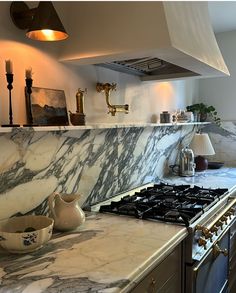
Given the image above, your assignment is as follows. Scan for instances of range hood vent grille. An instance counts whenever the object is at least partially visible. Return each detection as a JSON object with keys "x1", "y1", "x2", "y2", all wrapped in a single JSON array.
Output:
[{"x1": 97, "y1": 57, "x2": 199, "y2": 80}]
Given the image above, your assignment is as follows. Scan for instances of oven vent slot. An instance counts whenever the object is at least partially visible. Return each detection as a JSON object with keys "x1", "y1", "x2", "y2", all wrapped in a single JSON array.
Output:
[{"x1": 98, "y1": 57, "x2": 198, "y2": 79}]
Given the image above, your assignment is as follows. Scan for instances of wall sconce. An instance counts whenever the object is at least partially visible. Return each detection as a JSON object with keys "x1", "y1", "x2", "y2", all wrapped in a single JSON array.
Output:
[
  {"x1": 10, "y1": 1, "x2": 68, "y2": 41},
  {"x1": 190, "y1": 133, "x2": 215, "y2": 171}
]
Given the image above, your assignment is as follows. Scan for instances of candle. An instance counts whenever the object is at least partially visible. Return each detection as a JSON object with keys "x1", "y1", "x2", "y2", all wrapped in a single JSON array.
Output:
[
  {"x1": 5, "y1": 60, "x2": 13, "y2": 74},
  {"x1": 25, "y1": 68, "x2": 32, "y2": 79}
]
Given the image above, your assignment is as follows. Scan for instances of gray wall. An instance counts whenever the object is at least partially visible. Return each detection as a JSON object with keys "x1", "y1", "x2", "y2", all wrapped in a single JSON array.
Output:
[
  {"x1": 199, "y1": 30, "x2": 236, "y2": 121},
  {"x1": 199, "y1": 31, "x2": 236, "y2": 165}
]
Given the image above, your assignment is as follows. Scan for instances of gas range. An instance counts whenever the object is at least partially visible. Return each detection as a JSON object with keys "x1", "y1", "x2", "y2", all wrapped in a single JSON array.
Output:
[{"x1": 91, "y1": 182, "x2": 236, "y2": 262}]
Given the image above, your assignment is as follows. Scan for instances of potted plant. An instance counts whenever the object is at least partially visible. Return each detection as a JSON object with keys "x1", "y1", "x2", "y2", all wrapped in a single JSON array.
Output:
[{"x1": 186, "y1": 103, "x2": 221, "y2": 126}]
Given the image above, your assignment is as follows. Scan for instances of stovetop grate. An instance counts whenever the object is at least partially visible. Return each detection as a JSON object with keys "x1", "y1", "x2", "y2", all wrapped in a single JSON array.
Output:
[{"x1": 99, "y1": 183, "x2": 228, "y2": 227}]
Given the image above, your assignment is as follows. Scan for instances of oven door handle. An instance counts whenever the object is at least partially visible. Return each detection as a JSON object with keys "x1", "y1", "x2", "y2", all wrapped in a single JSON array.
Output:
[
  {"x1": 193, "y1": 247, "x2": 212, "y2": 274},
  {"x1": 193, "y1": 244, "x2": 228, "y2": 275}
]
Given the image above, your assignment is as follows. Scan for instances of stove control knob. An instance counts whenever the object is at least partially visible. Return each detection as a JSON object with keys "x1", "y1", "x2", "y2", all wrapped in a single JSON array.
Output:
[
  {"x1": 216, "y1": 220, "x2": 224, "y2": 230},
  {"x1": 225, "y1": 211, "x2": 233, "y2": 219},
  {"x1": 198, "y1": 237, "x2": 207, "y2": 250},
  {"x1": 200, "y1": 227, "x2": 213, "y2": 242},
  {"x1": 195, "y1": 225, "x2": 208, "y2": 235},
  {"x1": 202, "y1": 227, "x2": 209, "y2": 235},
  {"x1": 205, "y1": 231, "x2": 213, "y2": 242},
  {"x1": 229, "y1": 208, "x2": 235, "y2": 215},
  {"x1": 195, "y1": 225, "x2": 204, "y2": 232},
  {"x1": 210, "y1": 226, "x2": 218, "y2": 236},
  {"x1": 221, "y1": 216, "x2": 228, "y2": 224}
]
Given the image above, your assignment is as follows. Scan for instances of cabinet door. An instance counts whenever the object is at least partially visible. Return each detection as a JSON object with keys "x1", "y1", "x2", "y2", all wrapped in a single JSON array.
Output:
[{"x1": 130, "y1": 244, "x2": 181, "y2": 293}]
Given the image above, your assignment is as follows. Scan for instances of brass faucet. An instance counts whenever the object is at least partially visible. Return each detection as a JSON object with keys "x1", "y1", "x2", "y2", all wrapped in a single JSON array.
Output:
[
  {"x1": 76, "y1": 88, "x2": 87, "y2": 114},
  {"x1": 96, "y1": 82, "x2": 129, "y2": 116}
]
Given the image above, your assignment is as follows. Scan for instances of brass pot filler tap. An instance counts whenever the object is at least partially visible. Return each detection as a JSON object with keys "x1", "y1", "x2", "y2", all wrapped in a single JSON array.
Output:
[{"x1": 96, "y1": 82, "x2": 129, "y2": 116}]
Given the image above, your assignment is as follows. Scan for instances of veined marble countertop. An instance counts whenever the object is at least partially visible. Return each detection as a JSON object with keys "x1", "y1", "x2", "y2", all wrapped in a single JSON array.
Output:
[
  {"x1": 1, "y1": 167, "x2": 236, "y2": 293},
  {"x1": 163, "y1": 167, "x2": 236, "y2": 191},
  {"x1": 0, "y1": 212, "x2": 187, "y2": 293}
]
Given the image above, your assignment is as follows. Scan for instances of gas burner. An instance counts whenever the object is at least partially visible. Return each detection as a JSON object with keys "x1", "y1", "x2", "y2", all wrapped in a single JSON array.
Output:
[{"x1": 99, "y1": 183, "x2": 229, "y2": 227}]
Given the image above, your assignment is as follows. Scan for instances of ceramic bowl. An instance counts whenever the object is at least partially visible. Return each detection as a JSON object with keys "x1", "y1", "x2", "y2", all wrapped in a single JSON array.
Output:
[{"x1": 0, "y1": 215, "x2": 54, "y2": 254}]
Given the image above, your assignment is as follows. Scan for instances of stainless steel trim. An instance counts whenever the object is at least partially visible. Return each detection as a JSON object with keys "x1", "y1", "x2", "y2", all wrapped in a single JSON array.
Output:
[
  {"x1": 188, "y1": 186, "x2": 236, "y2": 231},
  {"x1": 193, "y1": 246, "x2": 213, "y2": 274},
  {"x1": 205, "y1": 198, "x2": 236, "y2": 231},
  {"x1": 193, "y1": 227, "x2": 230, "y2": 270}
]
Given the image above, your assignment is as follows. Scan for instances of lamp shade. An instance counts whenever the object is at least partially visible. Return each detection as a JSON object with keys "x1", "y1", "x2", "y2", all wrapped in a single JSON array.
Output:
[
  {"x1": 26, "y1": 2, "x2": 68, "y2": 41},
  {"x1": 190, "y1": 133, "x2": 215, "y2": 156}
]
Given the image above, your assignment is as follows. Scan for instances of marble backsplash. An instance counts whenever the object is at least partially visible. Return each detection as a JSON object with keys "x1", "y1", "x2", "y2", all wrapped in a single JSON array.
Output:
[
  {"x1": 0, "y1": 125, "x2": 195, "y2": 220},
  {"x1": 203, "y1": 121, "x2": 236, "y2": 166}
]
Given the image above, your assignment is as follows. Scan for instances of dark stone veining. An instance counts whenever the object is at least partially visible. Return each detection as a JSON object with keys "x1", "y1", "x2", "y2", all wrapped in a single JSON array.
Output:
[
  {"x1": 203, "y1": 121, "x2": 236, "y2": 165},
  {"x1": 0, "y1": 125, "x2": 195, "y2": 219},
  {"x1": 0, "y1": 229, "x2": 106, "y2": 292}
]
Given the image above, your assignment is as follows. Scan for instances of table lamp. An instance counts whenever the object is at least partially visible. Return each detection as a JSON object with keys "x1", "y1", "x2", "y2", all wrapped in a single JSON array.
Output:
[{"x1": 190, "y1": 133, "x2": 215, "y2": 171}]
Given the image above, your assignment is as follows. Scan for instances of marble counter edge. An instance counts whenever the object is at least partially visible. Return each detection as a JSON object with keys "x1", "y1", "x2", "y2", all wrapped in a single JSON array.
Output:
[
  {"x1": 0, "y1": 122, "x2": 209, "y2": 132},
  {"x1": 121, "y1": 227, "x2": 188, "y2": 293},
  {"x1": 0, "y1": 214, "x2": 188, "y2": 293}
]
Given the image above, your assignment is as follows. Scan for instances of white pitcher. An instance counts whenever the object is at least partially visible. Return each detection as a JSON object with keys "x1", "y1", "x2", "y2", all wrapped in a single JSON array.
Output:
[{"x1": 48, "y1": 193, "x2": 85, "y2": 231}]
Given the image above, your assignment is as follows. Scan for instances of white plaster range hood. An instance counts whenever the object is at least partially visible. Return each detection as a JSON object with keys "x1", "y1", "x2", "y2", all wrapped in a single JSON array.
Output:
[{"x1": 59, "y1": 1, "x2": 230, "y2": 81}]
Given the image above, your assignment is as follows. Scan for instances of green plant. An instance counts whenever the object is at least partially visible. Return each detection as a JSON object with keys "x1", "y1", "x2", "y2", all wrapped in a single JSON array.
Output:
[{"x1": 186, "y1": 103, "x2": 221, "y2": 126}]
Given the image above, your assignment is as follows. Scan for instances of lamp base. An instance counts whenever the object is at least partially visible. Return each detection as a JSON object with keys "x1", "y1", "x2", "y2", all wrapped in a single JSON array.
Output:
[{"x1": 195, "y1": 155, "x2": 208, "y2": 171}]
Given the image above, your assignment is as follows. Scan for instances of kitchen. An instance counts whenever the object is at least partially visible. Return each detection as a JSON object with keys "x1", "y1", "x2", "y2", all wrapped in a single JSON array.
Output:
[{"x1": 0, "y1": 1, "x2": 236, "y2": 292}]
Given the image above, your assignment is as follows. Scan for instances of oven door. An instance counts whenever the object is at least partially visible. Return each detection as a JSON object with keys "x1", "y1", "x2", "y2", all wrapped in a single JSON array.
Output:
[{"x1": 186, "y1": 228, "x2": 230, "y2": 293}]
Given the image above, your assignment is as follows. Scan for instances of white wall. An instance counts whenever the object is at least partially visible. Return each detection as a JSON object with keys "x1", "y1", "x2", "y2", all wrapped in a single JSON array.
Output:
[
  {"x1": 199, "y1": 30, "x2": 236, "y2": 121},
  {"x1": 0, "y1": 2, "x2": 197, "y2": 126}
]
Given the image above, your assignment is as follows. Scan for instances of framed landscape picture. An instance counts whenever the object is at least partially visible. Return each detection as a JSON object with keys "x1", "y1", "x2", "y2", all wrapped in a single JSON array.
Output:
[{"x1": 25, "y1": 87, "x2": 69, "y2": 126}]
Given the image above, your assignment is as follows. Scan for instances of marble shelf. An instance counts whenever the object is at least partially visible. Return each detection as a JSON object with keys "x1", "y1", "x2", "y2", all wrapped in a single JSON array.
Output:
[{"x1": 0, "y1": 122, "x2": 210, "y2": 132}]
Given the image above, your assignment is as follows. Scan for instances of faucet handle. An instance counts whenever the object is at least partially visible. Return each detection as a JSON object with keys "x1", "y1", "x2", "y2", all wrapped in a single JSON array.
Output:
[
  {"x1": 110, "y1": 83, "x2": 117, "y2": 91},
  {"x1": 96, "y1": 82, "x2": 117, "y2": 92},
  {"x1": 103, "y1": 82, "x2": 116, "y2": 92},
  {"x1": 96, "y1": 83, "x2": 104, "y2": 92}
]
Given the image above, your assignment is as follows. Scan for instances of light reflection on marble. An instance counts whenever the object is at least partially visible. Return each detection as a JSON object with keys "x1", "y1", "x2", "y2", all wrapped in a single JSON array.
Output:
[{"x1": 0, "y1": 125, "x2": 196, "y2": 220}]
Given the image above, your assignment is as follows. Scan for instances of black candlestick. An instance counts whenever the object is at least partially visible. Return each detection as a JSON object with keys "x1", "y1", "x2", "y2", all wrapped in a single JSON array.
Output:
[
  {"x1": 23, "y1": 78, "x2": 38, "y2": 126},
  {"x1": 2, "y1": 73, "x2": 20, "y2": 127}
]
